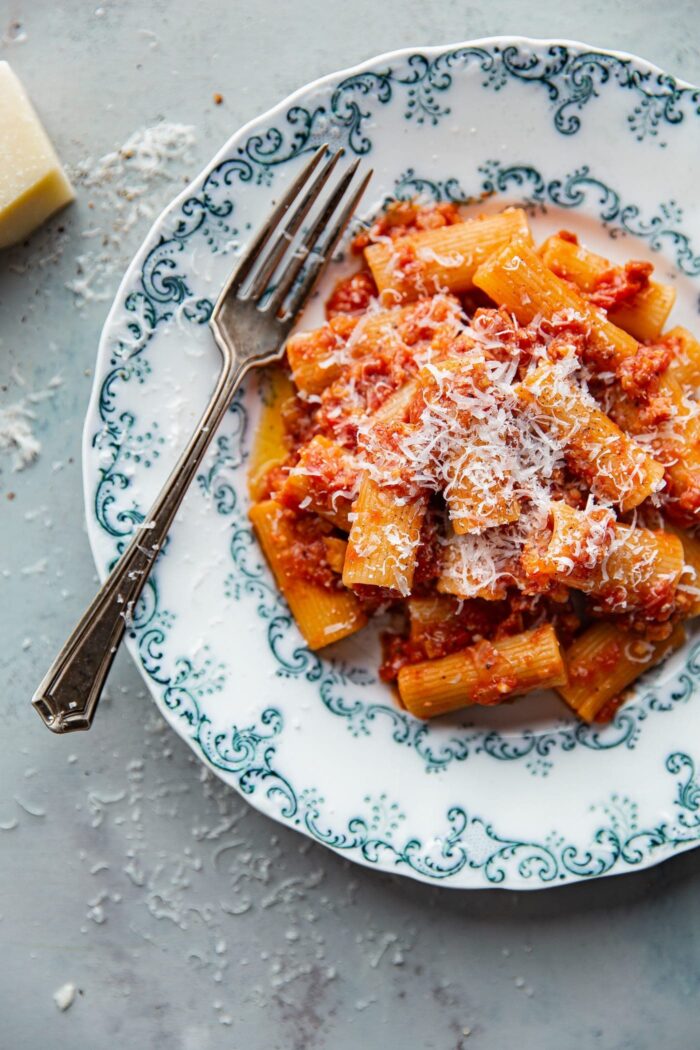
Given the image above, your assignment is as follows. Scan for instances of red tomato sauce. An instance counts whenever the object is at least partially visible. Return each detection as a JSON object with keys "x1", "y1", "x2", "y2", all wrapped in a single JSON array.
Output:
[
  {"x1": 587, "y1": 261, "x2": 652, "y2": 311},
  {"x1": 275, "y1": 509, "x2": 340, "y2": 591},
  {"x1": 351, "y1": 200, "x2": 462, "y2": 253},
  {"x1": 326, "y1": 270, "x2": 377, "y2": 318}
]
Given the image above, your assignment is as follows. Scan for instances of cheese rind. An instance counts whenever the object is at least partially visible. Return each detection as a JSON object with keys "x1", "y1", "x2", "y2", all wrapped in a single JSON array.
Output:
[{"x1": 0, "y1": 62, "x2": 74, "y2": 248}]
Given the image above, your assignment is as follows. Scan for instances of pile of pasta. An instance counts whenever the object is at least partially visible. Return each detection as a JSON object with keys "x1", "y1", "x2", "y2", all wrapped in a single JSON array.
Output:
[{"x1": 248, "y1": 200, "x2": 700, "y2": 724}]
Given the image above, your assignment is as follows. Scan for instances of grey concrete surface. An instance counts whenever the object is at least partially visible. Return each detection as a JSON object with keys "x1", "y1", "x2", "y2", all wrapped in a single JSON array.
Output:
[{"x1": 2, "y1": 2, "x2": 700, "y2": 1047}]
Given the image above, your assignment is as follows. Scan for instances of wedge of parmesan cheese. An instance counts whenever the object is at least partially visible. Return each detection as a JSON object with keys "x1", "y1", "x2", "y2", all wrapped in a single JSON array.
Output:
[{"x1": 0, "y1": 62, "x2": 74, "y2": 248}]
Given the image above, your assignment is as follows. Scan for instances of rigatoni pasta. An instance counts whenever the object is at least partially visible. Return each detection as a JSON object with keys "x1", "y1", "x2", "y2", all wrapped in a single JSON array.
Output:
[
  {"x1": 365, "y1": 207, "x2": 532, "y2": 302},
  {"x1": 517, "y1": 361, "x2": 665, "y2": 511},
  {"x1": 473, "y1": 238, "x2": 638, "y2": 367},
  {"x1": 398, "y1": 625, "x2": 567, "y2": 718},
  {"x1": 539, "y1": 233, "x2": 676, "y2": 342},
  {"x1": 248, "y1": 367, "x2": 295, "y2": 500},
  {"x1": 558, "y1": 622, "x2": 685, "y2": 722},
  {"x1": 285, "y1": 314, "x2": 354, "y2": 396},
  {"x1": 417, "y1": 358, "x2": 521, "y2": 532},
  {"x1": 611, "y1": 368, "x2": 700, "y2": 524},
  {"x1": 524, "y1": 500, "x2": 685, "y2": 616},
  {"x1": 280, "y1": 435, "x2": 359, "y2": 531},
  {"x1": 247, "y1": 198, "x2": 700, "y2": 724},
  {"x1": 666, "y1": 326, "x2": 700, "y2": 390},
  {"x1": 249, "y1": 500, "x2": 367, "y2": 649},
  {"x1": 342, "y1": 476, "x2": 426, "y2": 594},
  {"x1": 666, "y1": 523, "x2": 700, "y2": 616}
]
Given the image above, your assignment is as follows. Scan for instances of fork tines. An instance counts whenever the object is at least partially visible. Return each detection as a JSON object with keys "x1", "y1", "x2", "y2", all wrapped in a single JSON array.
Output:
[{"x1": 227, "y1": 143, "x2": 372, "y2": 322}]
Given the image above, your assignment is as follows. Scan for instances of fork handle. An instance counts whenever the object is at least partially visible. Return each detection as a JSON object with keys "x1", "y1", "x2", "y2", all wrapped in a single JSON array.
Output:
[{"x1": 32, "y1": 360, "x2": 245, "y2": 733}]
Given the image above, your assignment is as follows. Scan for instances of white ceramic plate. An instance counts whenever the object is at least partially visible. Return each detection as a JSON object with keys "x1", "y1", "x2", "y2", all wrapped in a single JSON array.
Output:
[{"x1": 83, "y1": 37, "x2": 700, "y2": 889}]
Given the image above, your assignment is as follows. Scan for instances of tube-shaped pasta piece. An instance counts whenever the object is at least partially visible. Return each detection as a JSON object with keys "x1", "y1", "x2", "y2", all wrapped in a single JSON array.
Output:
[
  {"x1": 666, "y1": 326, "x2": 700, "y2": 390},
  {"x1": 287, "y1": 297, "x2": 460, "y2": 396},
  {"x1": 539, "y1": 235, "x2": 676, "y2": 342},
  {"x1": 343, "y1": 475, "x2": 426, "y2": 594},
  {"x1": 611, "y1": 369, "x2": 700, "y2": 522},
  {"x1": 371, "y1": 378, "x2": 420, "y2": 423},
  {"x1": 474, "y1": 239, "x2": 638, "y2": 367},
  {"x1": 518, "y1": 362, "x2": 665, "y2": 511},
  {"x1": 285, "y1": 314, "x2": 358, "y2": 396},
  {"x1": 365, "y1": 208, "x2": 532, "y2": 302},
  {"x1": 407, "y1": 595, "x2": 492, "y2": 659},
  {"x1": 446, "y1": 446, "x2": 521, "y2": 533},
  {"x1": 609, "y1": 289, "x2": 676, "y2": 345},
  {"x1": 539, "y1": 235, "x2": 606, "y2": 291},
  {"x1": 407, "y1": 595, "x2": 462, "y2": 659},
  {"x1": 281, "y1": 435, "x2": 359, "y2": 531},
  {"x1": 647, "y1": 374, "x2": 700, "y2": 521},
  {"x1": 666, "y1": 523, "x2": 700, "y2": 616},
  {"x1": 437, "y1": 530, "x2": 514, "y2": 600},
  {"x1": 526, "y1": 500, "x2": 684, "y2": 616},
  {"x1": 248, "y1": 368, "x2": 294, "y2": 500},
  {"x1": 398, "y1": 625, "x2": 567, "y2": 718},
  {"x1": 323, "y1": 536, "x2": 348, "y2": 575},
  {"x1": 408, "y1": 595, "x2": 458, "y2": 636},
  {"x1": 437, "y1": 574, "x2": 507, "y2": 602},
  {"x1": 416, "y1": 357, "x2": 521, "y2": 532},
  {"x1": 558, "y1": 622, "x2": 685, "y2": 722},
  {"x1": 249, "y1": 500, "x2": 367, "y2": 649}
]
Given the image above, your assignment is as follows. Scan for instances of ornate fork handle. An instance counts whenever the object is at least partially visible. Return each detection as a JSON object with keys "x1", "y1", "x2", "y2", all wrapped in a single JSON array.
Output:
[
  {"x1": 32, "y1": 361, "x2": 244, "y2": 733},
  {"x1": 32, "y1": 145, "x2": 371, "y2": 734}
]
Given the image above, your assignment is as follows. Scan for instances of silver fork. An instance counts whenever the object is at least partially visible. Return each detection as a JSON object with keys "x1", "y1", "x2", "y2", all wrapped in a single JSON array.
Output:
[{"x1": 33, "y1": 145, "x2": 372, "y2": 733}]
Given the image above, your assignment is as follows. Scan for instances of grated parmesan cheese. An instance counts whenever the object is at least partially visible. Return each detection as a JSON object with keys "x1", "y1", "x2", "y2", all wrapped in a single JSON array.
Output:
[{"x1": 67, "y1": 122, "x2": 196, "y2": 306}]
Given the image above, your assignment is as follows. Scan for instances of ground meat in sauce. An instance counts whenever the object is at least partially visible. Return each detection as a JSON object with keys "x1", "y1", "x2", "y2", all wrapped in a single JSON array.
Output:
[
  {"x1": 616, "y1": 340, "x2": 675, "y2": 403},
  {"x1": 379, "y1": 632, "x2": 414, "y2": 683},
  {"x1": 280, "y1": 391, "x2": 318, "y2": 449},
  {"x1": 256, "y1": 462, "x2": 290, "y2": 502},
  {"x1": 586, "y1": 260, "x2": 653, "y2": 311},
  {"x1": 548, "y1": 468, "x2": 588, "y2": 510},
  {"x1": 325, "y1": 270, "x2": 377, "y2": 318},
  {"x1": 379, "y1": 589, "x2": 579, "y2": 683},
  {"x1": 286, "y1": 298, "x2": 464, "y2": 453},
  {"x1": 278, "y1": 438, "x2": 359, "y2": 516},
  {"x1": 470, "y1": 307, "x2": 589, "y2": 374},
  {"x1": 668, "y1": 481, "x2": 700, "y2": 525},
  {"x1": 495, "y1": 592, "x2": 581, "y2": 646},
  {"x1": 410, "y1": 513, "x2": 443, "y2": 595},
  {"x1": 313, "y1": 353, "x2": 419, "y2": 448},
  {"x1": 590, "y1": 576, "x2": 678, "y2": 625},
  {"x1": 289, "y1": 313, "x2": 359, "y2": 369},
  {"x1": 460, "y1": 287, "x2": 496, "y2": 317},
  {"x1": 593, "y1": 694, "x2": 626, "y2": 723},
  {"x1": 379, "y1": 598, "x2": 509, "y2": 682},
  {"x1": 414, "y1": 602, "x2": 507, "y2": 659},
  {"x1": 569, "y1": 639, "x2": 621, "y2": 682},
  {"x1": 274, "y1": 509, "x2": 340, "y2": 591},
  {"x1": 610, "y1": 611, "x2": 677, "y2": 641},
  {"x1": 351, "y1": 200, "x2": 462, "y2": 253},
  {"x1": 557, "y1": 229, "x2": 579, "y2": 245}
]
